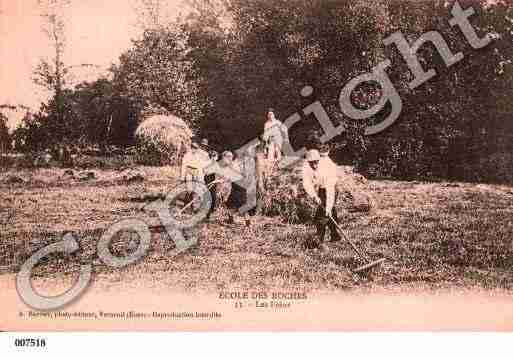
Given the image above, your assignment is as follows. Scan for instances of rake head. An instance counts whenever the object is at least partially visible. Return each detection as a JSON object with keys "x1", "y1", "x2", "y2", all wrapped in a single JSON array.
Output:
[{"x1": 353, "y1": 258, "x2": 386, "y2": 273}]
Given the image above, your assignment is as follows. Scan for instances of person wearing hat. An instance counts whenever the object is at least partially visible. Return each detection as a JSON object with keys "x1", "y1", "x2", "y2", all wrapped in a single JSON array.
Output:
[
  {"x1": 302, "y1": 149, "x2": 341, "y2": 249},
  {"x1": 318, "y1": 143, "x2": 331, "y2": 158},
  {"x1": 318, "y1": 143, "x2": 338, "y2": 170},
  {"x1": 200, "y1": 138, "x2": 211, "y2": 157},
  {"x1": 181, "y1": 140, "x2": 209, "y2": 183}
]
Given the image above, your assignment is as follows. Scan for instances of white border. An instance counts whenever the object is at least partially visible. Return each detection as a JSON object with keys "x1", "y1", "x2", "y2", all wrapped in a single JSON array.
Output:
[{"x1": 1, "y1": 332, "x2": 510, "y2": 359}]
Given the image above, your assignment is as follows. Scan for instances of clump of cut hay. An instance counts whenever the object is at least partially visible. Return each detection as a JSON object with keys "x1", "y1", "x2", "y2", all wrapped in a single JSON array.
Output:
[
  {"x1": 135, "y1": 114, "x2": 193, "y2": 166},
  {"x1": 261, "y1": 162, "x2": 375, "y2": 224},
  {"x1": 336, "y1": 166, "x2": 374, "y2": 212}
]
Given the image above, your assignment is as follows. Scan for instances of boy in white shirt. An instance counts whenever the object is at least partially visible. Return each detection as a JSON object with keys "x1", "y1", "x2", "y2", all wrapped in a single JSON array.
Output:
[
  {"x1": 262, "y1": 109, "x2": 288, "y2": 163},
  {"x1": 302, "y1": 149, "x2": 341, "y2": 248}
]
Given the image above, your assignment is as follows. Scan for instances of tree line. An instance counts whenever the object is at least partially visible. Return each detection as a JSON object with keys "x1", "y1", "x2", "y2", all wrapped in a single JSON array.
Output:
[{"x1": 8, "y1": 0, "x2": 513, "y2": 183}]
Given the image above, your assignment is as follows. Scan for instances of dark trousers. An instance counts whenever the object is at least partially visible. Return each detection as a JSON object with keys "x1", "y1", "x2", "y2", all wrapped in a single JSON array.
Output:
[
  {"x1": 314, "y1": 188, "x2": 341, "y2": 243},
  {"x1": 226, "y1": 182, "x2": 246, "y2": 210},
  {"x1": 204, "y1": 174, "x2": 217, "y2": 219}
]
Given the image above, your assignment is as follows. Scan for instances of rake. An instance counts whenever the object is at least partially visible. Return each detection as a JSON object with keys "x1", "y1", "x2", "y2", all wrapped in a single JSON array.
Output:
[
  {"x1": 148, "y1": 179, "x2": 224, "y2": 233},
  {"x1": 177, "y1": 179, "x2": 224, "y2": 215},
  {"x1": 329, "y1": 216, "x2": 385, "y2": 273}
]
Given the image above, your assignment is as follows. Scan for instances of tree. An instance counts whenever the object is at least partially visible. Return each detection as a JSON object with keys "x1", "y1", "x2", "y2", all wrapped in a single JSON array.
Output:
[
  {"x1": 0, "y1": 112, "x2": 10, "y2": 154},
  {"x1": 112, "y1": 25, "x2": 202, "y2": 128},
  {"x1": 177, "y1": 0, "x2": 513, "y2": 182},
  {"x1": 32, "y1": 1, "x2": 69, "y2": 143},
  {"x1": 32, "y1": 0, "x2": 97, "y2": 149},
  {"x1": 369, "y1": 0, "x2": 513, "y2": 181},
  {"x1": 134, "y1": 0, "x2": 168, "y2": 30},
  {"x1": 13, "y1": 78, "x2": 141, "y2": 152},
  {"x1": 70, "y1": 79, "x2": 140, "y2": 147},
  {"x1": 182, "y1": 0, "x2": 392, "y2": 148}
]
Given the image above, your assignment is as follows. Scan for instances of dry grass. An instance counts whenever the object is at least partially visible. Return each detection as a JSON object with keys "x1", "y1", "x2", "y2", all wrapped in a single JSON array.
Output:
[
  {"x1": 261, "y1": 163, "x2": 374, "y2": 223},
  {"x1": 1, "y1": 166, "x2": 513, "y2": 293},
  {"x1": 135, "y1": 114, "x2": 193, "y2": 165}
]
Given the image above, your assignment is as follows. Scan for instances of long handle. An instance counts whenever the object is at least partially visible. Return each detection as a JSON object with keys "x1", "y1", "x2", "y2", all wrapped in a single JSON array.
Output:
[
  {"x1": 178, "y1": 180, "x2": 222, "y2": 215},
  {"x1": 329, "y1": 215, "x2": 369, "y2": 262}
]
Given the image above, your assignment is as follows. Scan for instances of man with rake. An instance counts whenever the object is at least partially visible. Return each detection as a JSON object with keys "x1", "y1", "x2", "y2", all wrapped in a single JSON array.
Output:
[{"x1": 302, "y1": 149, "x2": 342, "y2": 249}]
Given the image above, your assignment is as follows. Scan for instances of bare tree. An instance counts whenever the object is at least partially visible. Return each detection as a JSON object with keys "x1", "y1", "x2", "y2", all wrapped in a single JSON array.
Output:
[
  {"x1": 0, "y1": 112, "x2": 10, "y2": 156},
  {"x1": 33, "y1": 1, "x2": 69, "y2": 98},
  {"x1": 32, "y1": 0, "x2": 98, "y2": 153},
  {"x1": 134, "y1": 0, "x2": 164, "y2": 29}
]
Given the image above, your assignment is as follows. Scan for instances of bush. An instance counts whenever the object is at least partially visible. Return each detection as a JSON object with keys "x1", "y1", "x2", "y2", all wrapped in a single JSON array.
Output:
[{"x1": 133, "y1": 140, "x2": 176, "y2": 166}]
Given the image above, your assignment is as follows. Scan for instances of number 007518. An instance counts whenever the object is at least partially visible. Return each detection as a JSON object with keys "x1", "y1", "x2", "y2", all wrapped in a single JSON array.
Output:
[{"x1": 14, "y1": 338, "x2": 46, "y2": 348}]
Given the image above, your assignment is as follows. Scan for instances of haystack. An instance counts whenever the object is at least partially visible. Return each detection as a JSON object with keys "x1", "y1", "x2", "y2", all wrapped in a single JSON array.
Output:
[
  {"x1": 261, "y1": 162, "x2": 374, "y2": 224},
  {"x1": 135, "y1": 114, "x2": 193, "y2": 165}
]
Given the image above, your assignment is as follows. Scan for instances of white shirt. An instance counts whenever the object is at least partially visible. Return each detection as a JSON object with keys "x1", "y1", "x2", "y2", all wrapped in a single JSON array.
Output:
[
  {"x1": 198, "y1": 149, "x2": 210, "y2": 162},
  {"x1": 206, "y1": 159, "x2": 243, "y2": 185},
  {"x1": 181, "y1": 149, "x2": 210, "y2": 181},
  {"x1": 302, "y1": 157, "x2": 338, "y2": 213},
  {"x1": 263, "y1": 119, "x2": 288, "y2": 145}
]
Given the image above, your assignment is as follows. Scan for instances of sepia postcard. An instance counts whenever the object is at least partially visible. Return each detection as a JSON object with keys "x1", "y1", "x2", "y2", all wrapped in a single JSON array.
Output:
[{"x1": 1, "y1": 0, "x2": 512, "y2": 333}]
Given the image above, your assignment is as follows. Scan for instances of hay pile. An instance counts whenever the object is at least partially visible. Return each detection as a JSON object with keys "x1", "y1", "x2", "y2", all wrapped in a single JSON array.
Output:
[
  {"x1": 261, "y1": 162, "x2": 374, "y2": 223},
  {"x1": 135, "y1": 114, "x2": 193, "y2": 165}
]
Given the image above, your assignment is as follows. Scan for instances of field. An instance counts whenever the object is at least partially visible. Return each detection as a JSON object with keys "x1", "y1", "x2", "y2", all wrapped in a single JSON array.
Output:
[{"x1": 1, "y1": 166, "x2": 513, "y2": 296}]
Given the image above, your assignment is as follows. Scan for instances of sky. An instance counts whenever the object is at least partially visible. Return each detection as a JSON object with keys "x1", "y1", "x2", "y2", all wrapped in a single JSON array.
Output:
[{"x1": 0, "y1": 0, "x2": 184, "y2": 130}]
